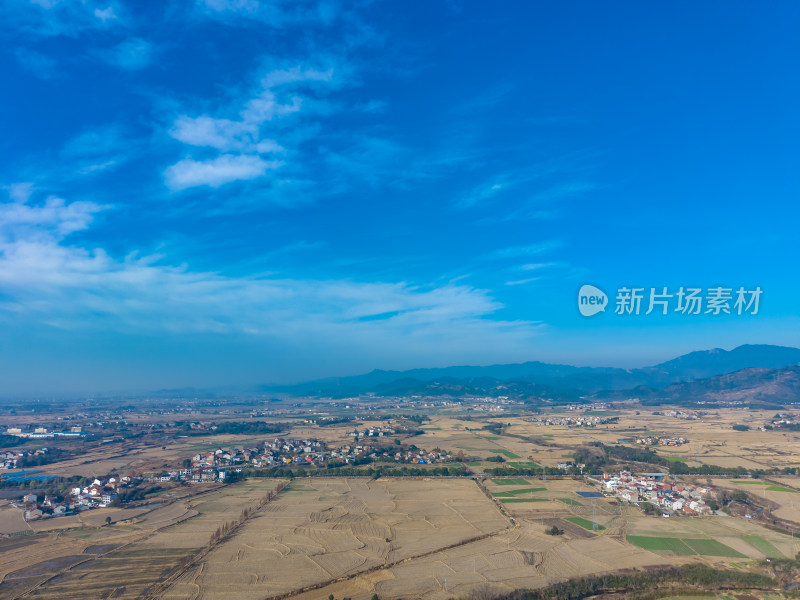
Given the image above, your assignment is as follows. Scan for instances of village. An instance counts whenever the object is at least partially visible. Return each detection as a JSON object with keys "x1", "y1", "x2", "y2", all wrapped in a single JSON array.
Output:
[
  {"x1": 535, "y1": 414, "x2": 618, "y2": 427},
  {"x1": 186, "y1": 436, "x2": 454, "y2": 474},
  {"x1": 13, "y1": 474, "x2": 145, "y2": 521},
  {"x1": 633, "y1": 435, "x2": 690, "y2": 446},
  {"x1": 602, "y1": 470, "x2": 714, "y2": 516}
]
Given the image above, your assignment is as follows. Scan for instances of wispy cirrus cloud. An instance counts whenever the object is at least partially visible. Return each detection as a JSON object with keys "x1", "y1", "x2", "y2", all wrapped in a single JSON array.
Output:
[
  {"x1": 59, "y1": 124, "x2": 138, "y2": 175},
  {"x1": 1, "y1": 0, "x2": 124, "y2": 38},
  {"x1": 195, "y1": 0, "x2": 340, "y2": 28},
  {"x1": 456, "y1": 178, "x2": 509, "y2": 209},
  {"x1": 163, "y1": 60, "x2": 344, "y2": 192},
  {"x1": 0, "y1": 192, "x2": 541, "y2": 367},
  {"x1": 165, "y1": 155, "x2": 283, "y2": 190},
  {"x1": 485, "y1": 240, "x2": 563, "y2": 260}
]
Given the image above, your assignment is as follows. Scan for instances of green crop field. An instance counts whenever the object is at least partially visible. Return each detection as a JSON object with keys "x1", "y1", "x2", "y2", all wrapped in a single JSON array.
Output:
[
  {"x1": 492, "y1": 478, "x2": 530, "y2": 486},
  {"x1": 492, "y1": 487, "x2": 546, "y2": 497},
  {"x1": 730, "y1": 481, "x2": 796, "y2": 493},
  {"x1": 566, "y1": 516, "x2": 605, "y2": 531},
  {"x1": 558, "y1": 498, "x2": 582, "y2": 506},
  {"x1": 488, "y1": 449, "x2": 521, "y2": 459},
  {"x1": 742, "y1": 536, "x2": 783, "y2": 558},
  {"x1": 663, "y1": 456, "x2": 688, "y2": 462},
  {"x1": 682, "y1": 539, "x2": 745, "y2": 558},
  {"x1": 499, "y1": 498, "x2": 549, "y2": 503},
  {"x1": 508, "y1": 461, "x2": 540, "y2": 469},
  {"x1": 627, "y1": 536, "x2": 696, "y2": 555}
]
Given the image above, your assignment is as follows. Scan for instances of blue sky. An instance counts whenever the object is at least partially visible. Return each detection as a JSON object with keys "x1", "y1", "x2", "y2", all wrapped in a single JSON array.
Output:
[{"x1": 1, "y1": 1, "x2": 799, "y2": 393}]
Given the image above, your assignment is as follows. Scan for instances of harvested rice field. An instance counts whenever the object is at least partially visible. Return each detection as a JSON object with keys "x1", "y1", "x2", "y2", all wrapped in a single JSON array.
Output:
[{"x1": 161, "y1": 477, "x2": 510, "y2": 599}]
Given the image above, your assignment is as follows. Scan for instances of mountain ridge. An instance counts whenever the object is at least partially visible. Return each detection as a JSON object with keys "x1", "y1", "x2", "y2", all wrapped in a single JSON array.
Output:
[{"x1": 268, "y1": 344, "x2": 800, "y2": 399}]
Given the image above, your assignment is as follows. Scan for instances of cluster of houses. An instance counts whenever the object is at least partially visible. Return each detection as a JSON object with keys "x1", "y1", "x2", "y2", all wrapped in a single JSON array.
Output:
[
  {"x1": 566, "y1": 403, "x2": 610, "y2": 412},
  {"x1": 179, "y1": 437, "x2": 454, "y2": 475},
  {"x1": 634, "y1": 436, "x2": 689, "y2": 446},
  {"x1": 658, "y1": 410, "x2": 704, "y2": 420},
  {"x1": 347, "y1": 426, "x2": 396, "y2": 438},
  {"x1": 1, "y1": 447, "x2": 52, "y2": 469},
  {"x1": 536, "y1": 415, "x2": 617, "y2": 427},
  {"x1": 769, "y1": 414, "x2": 798, "y2": 429},
  {"x1": 602, "y1": 471, "x2": 714, "y2": 516},
  {"x1": 16, "y1": 476, "x2": 141, "y2": 521}
]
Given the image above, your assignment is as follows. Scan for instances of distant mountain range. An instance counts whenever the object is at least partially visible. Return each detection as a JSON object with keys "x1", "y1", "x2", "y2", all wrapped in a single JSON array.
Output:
[
  {"x1": 269, "y1": 344, "x2": 800, "y2": 406},
  {"x1": 606, "y1": 365, "x2": 800, "y2": 407}
]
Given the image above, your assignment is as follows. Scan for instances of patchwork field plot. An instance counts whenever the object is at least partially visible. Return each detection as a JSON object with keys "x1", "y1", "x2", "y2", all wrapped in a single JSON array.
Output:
[
  {"x1": 712, "y1": 477, "x2": 800, "y2": 525},
  {"x1": 682, "y1": 539, "x2": 746, "y2": 558},
  {"x1": 0, "y1": 480, "x2": 283, "y2": 600},
  {"x1": 627, "y1": 532, "x2": 787, "y2": 559},
  {"x1": 627, "y1": 535, "x2": 695, "y2": 555},
  {"x1": 742, "y1": 536, "x2": 783, "y2": 558},
  {"x1": 492, "y1": 478, "x2": 531, "y2": 486},
  {"x1": 286, "y1": 519, "x2": 680, "y2": 600},
  {"x1": 730, "y1": 480, "x2": 797, "y2": 493},
  {"x1": 566, "y1": 516, "x2": 605, "y2": 531},
  {"x1": 558, "y1": 498, "x2": 582, "y2": 506},
  {"x1": 508, "y1": 461, "x2": 541, "y2": 469},
  {"x1": 488, "y1": 450, "x2": 522, "y2": 459},
  {"x1": 161, "y1": 478, "x2": 509, "y2": 600},
  {"x1": 492, "y1": 487, "x2": 546, "y2": 497}
]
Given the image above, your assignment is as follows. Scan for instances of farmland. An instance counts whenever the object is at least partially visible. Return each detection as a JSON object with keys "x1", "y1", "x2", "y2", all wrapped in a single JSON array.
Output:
[
  {"x1": 0, "y1": 480, "x2": 283, "y2": 599},
  {"x1": 160, "y1": 478, "x2": 510, "y2": 599},
  {"x1": 0, "y1": 402, "x2": 799, "y2": 599}
]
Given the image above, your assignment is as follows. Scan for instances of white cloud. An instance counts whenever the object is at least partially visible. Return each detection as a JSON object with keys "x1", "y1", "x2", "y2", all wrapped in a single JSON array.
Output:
[
  {"x1": 457, "y1": 179, "x2": 509, "y2": 209},
  {"x1": 165, "y1": 60, "x2": 341, "y2": 191},
  {"x1": 170, "y1": 115, "x2": 257, "y2": 151},
  {"x1": 200, "y1": 0, "x2": 260, "y2": 13},
  {"x1": 260, "y1": 65, "x2": 334, "y2": 88},
  {"x1": 165, "y1": 154, "x2": 282, "y2": 190},
  {"x1": 4, "y1": 0, "x2": 124, "y2": 37},
  {"x1": 195, "y1": 0, "x2": 339, "y2": 29},
  {"x1": 93, "y1": 6, "x2": 117, "y2": 22},
  {"x1": 519, "y1": 262, "x2": 565, "y2": 271},
  {"x1": 7, "y1": 182, "x2": 34, "y2": 204},
  {"x1": 0, "y1": 194, "x2": 106, "y2": 237},
  {"x1": 0, "y1": 195, "x2": 541, "y2": 361}
]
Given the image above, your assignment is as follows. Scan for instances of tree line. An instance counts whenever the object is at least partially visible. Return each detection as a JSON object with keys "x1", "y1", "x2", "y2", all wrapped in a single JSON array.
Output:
[{"x1": 493, "y1": 564, "x2": 776, "y2": 600}]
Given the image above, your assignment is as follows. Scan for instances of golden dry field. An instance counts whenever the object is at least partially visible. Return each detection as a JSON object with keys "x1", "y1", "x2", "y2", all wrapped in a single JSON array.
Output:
[
  {"x1": 0, "y1": 479, "x2": 282, "y2": 600},
  {"x1": 160, "y1": 477, "x2": 510, "y2": 599},
  {"x1": 711, "y1": 476, "x2": 800, "y2": 523},
  {"x1": 2, "y1": 406, "x2": 800, "y2": 599},
  {"x1": 409, "y1": 410, "x2": 800, "y2": 472}
]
